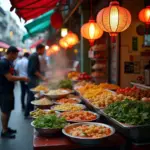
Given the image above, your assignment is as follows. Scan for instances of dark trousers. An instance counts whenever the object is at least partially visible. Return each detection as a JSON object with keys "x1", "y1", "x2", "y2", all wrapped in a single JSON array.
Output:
[
  {"x1": 20, "y1": 81, "x2": 28, "y2": 109},
  {"x1": 24, "y1": 78, "x2": 39, "y2": 117},
  {"x1": 24, "y1": 90, "x2": 34, "y2": 116}
]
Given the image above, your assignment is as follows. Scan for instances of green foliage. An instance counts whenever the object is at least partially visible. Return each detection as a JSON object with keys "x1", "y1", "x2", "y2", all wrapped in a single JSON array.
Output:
[
  {"x1": 104, "y1": 99, "x2": 150, "y2": 125},
  {"x1": 33, "y1": 115, "x2": 67, "y2": 129},
  {"x1": 58, "y1": 79, "x2": 72, "y2": 89}
]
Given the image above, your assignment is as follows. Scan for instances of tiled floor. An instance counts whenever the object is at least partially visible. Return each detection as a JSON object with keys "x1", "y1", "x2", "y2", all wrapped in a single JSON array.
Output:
[{"x1": 0, "y1": 82, "x2": 33, "y2": 150}]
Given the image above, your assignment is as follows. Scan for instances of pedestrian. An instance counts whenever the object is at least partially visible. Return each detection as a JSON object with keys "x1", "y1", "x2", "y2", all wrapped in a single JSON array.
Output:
[
  {"x1": 24, "y1": 44, "x2": 47, "y2": 118},
  {"x1": 0, "y1": 46, "x2": 29, "y2": 138},
  {"x1": 15, "y1": 52, "x2": 30, "y2": 110}
]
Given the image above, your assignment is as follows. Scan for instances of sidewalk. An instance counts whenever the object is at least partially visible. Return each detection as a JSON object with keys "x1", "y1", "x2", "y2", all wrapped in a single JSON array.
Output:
[{"x1": 0, "y1": 82, "x2": 33, "y2": 150}]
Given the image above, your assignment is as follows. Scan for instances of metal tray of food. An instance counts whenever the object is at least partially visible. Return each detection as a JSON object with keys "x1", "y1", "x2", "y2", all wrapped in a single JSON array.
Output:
[
  {"x1": 74, "y1": 89, "x2": 81, "y2": 96},
  {"x1": 100, "y1": 110, "x2": 150, "y2": 144},
  {"x1": 62, "y1": 122, "x2": 115, "y2": 145},
  {"x1": 80, "y1": 96, "x2": 104, "y2": 113}
]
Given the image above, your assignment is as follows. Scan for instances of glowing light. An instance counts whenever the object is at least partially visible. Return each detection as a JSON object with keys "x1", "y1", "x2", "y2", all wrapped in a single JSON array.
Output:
[
  {"x1": 96, "y1": 1, "x2": 131, "y2": 38},
  {"x1": 81, "y1": 19, "x2": 103, "y2": 46},
  {"x1": 59, "y1": 38, "x2": 69, "y2": 49},
  {"x1": 61, "y1": 28, "x2": 68, "y2": 37}
]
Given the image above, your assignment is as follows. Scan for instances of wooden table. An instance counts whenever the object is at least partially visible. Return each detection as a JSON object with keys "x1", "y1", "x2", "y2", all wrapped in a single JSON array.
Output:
[{"x1": 33, "y1": 131, "x2": 126, "y2": 150}]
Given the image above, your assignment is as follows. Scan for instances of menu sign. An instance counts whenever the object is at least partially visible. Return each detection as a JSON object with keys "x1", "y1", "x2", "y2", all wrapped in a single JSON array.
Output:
[{"x1": 124, "y1": 61, "x2": 140, "y2": 74}]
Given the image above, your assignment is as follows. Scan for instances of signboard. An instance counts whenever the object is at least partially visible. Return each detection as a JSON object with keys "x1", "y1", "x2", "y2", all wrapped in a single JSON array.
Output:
[
  {"x1": 124, "y1": 62, "x2": 134, "y2": 73},
  {"x1": 132, "y1": 36, "x2": 138, "y2": 51},
  {"x1": 124, "y1": 61, "x2": 140, "y2": 74}
]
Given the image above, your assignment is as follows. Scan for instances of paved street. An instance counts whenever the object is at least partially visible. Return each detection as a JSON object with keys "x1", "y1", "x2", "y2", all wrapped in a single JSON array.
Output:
[{"x1": 0, "y1": 82, "x2": 33, "y2": 150}]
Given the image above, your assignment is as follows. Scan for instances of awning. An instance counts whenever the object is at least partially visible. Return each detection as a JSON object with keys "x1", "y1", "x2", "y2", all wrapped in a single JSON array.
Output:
[
  {"x1": 0, "y1": 41, "x2": 9, "y2": 49},
  {"x1": 9, "y1": 0, "x2": 59, "y2": 21},
  {"x1": 30, "y1": 39, "x2": 44, "y2": 49},
  {"x1": 22, "y1": 10, "x2": 54, "y2": 42}
]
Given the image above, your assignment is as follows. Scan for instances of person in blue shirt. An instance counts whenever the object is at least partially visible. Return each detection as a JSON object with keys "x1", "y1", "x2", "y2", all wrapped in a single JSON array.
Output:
[{"x1": 0, "y1": 46, "x2": 29, "y2": 138}]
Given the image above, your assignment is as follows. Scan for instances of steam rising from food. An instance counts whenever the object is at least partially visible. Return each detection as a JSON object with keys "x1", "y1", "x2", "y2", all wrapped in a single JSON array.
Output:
[{"x1": 46, "y1": 49, "x2": 72, "y2": 82}]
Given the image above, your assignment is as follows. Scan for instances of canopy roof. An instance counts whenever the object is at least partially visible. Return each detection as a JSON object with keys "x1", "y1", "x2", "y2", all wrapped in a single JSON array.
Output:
[
  {"x1": 22, "y1": 10, "x2": 54, "y2": 42},
  {"x1": 0, "y1": 41, "x2": 9, "y2": 49},
  {"x1": 30, "y1": 39, "x2": 44, "y2": 49},
  {"x1": 10, "y1": 0, "x2": 59, "y2": 21}
]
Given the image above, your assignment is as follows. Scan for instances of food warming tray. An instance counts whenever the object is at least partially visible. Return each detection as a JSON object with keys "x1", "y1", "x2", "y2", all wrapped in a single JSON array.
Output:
[{"x1": 100, "y1": 111, "x2": 150, "y2": 144}]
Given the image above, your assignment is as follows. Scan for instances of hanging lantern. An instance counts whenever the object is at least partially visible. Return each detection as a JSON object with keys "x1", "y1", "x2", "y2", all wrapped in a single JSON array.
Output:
[
  {"x1": 51, "y1": 12, "x2": 63, "y2": 29},
  {"x1": 139, "y1": 6, "x2": 150, "y2": 32},
  {"x1": 96, "y1": 1, "x2": 131, "y2": 42},
  {"x1": 61, "y1": 28, "x2": 68, "y2": 37},
  {"x1": 50, "y1": 44, "x2": 60, "y2": 53},
  {"x1": 81, "y1": 19, "x2": 103, "y2": 46},
  {"x1": 59, "y1": 38, "x2": 69, "y2": 49},
  {"x1": 64, "y1": 31, "x2": 79, "y2": 48}
]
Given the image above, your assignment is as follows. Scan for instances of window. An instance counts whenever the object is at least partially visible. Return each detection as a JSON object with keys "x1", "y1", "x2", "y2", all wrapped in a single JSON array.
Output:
[{"x1": 144, "y1": 34, "x2": 150, "y2": 47}]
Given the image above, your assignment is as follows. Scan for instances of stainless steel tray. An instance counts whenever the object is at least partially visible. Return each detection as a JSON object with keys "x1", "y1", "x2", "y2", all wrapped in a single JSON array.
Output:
[
  {"x1": 100, "y1": 110, "x2": 150, "y2": 144},
  {"x1": 62, "y1": 122, "x2": 115, "y2": 145},
  {"x1": 80, "y1": 96, "x2": 104, "y2": 113}
]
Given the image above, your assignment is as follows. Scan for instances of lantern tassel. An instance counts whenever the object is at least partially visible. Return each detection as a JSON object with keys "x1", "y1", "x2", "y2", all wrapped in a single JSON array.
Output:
[
  {"x1": 145, "y1": 24, "x2": 149, "y2": 35},
  {"x1": 111, "y1": 36, "x2": 116, "y2": 43},
  {"x1": 89, "y1": 39, "x2": 95, "y2": 47}
]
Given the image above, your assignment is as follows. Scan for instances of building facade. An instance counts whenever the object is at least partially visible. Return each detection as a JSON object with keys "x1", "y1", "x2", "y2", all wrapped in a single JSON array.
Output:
[{"x1": 0, "y1": 7, "x2": 25, "y2": 48}]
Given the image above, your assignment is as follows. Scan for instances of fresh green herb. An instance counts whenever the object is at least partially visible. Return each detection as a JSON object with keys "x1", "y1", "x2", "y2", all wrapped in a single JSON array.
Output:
[
  {"x1": 58, "y1": 79, "x2": 72, "y2": 89},
  {"x1": 104, "y1": 99, "x2": 150, "y2": 125},
  {"x1": 33, "y1": 115, "x2": 67, "y2": 129}
]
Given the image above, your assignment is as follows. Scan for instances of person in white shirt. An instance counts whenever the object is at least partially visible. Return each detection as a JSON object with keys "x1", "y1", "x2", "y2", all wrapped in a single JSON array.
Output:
[{"x1": 15, "y1": 53, "x2": 30, "y2": 110}]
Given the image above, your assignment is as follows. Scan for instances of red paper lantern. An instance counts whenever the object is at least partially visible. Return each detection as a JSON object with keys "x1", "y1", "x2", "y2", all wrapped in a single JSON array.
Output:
[
  {"x1": 59, "y1": 38, "x2": 69, "y2": 49},
  {"x1": 64, "y1": 31, "x2": 79, "y2": 48},
  {"x1": 139, "y1": 6, "x2": 150, "y2": 33},
  {"x1": 81, "y1": 19, "x2": 103, "y2": 46},
  {"x1": 50, "y1": 44, "x2": 60, "y2": 53},
  {"x1": 96, "y1": 1, "x2": 131, "y2": 41},
  {"x1": 51, "y1": 12, "x2": 63, "y2": 29},
  {"x1": 139, "y1": 6, "x2": 150, "y2": 25}
]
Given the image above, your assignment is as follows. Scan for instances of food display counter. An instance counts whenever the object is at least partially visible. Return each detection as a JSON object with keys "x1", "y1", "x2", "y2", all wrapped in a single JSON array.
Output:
[
  {"x1": 30, "y1": 75, "x2": 150, "y2": 150},
  {"x1": 33, "y1": 131, "x2": 126, "y2": 150}
]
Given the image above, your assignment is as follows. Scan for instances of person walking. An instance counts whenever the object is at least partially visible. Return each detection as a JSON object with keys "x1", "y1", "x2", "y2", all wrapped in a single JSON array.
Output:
[
  {"x1": 15, "y1": 52, "x2": 30, "y2": 110},
  {"x1": 0, "y1": 46, "x2": 29, "y2": 138},
  {"x1": 24, "y1": 44, "x2": 47, "y2": 118}
]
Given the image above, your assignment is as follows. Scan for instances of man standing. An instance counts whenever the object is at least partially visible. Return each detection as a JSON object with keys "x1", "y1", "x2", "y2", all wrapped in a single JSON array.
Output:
[
  {"x1": 0, "y1": 46, "x2": 29, "y2": 138},
  {"x1": 24, "y1": 44, "x2": 47, "y2": 117},
  {"x1": 15, "y1": 52, "x2": 30, "y2": 110}
]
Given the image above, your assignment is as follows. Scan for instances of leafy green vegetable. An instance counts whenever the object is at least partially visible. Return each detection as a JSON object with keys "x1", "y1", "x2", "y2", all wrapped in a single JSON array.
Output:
[
  {"x1": 104, "y1": 99, "x2": 150, "y2": 125},
  {"x1": 58, "y1": 79, "x2": 72, "y2": 89},
  {"x1": 33, "y1": 115, "x2": 67, "y2": 129}
]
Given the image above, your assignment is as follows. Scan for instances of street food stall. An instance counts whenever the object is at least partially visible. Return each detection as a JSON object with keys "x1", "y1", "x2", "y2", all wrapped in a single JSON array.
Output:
[
  {"x1": 29, "y1": 73, "x2": 150, "y2": 150},
  {"x1": 7, "y1": 0, "x2": 150, "y2": 149}
]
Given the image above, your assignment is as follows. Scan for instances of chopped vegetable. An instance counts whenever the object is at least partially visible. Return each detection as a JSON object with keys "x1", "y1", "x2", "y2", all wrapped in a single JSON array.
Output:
[
  {"x1": 52, "y1": 104, "x2": 85, "y2": 111},
  {"x1": 61, "y1": 111, "x2": 97, "y2": 122},
  {"x1": 30, "y1": 108, "x2": 57, "y2": 118},
  {"x1": 58, "y1": 79, "x2": 72, "y2": 89},
  {"x1": 68, "y1": 125, "x2": 111, "y2": 138},
  {"x1": 104, "y1": 99, "x2": 150, "y2": 125},
  {"x1": 33, "y1": 115, "x2": 67, "y2": 129},
  {"x1": 56, "y1": 98, "x2": 79, "y2": 104}
]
